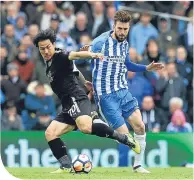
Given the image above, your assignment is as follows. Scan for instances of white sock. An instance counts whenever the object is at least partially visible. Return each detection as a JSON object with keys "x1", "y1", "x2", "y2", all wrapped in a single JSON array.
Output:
[{"x1": 133, "y1": 133, "x2": 146, "y2": 168}]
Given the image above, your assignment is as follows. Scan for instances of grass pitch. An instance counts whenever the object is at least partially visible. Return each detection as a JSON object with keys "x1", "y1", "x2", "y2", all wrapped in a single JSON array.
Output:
[{"x1": 6, "y1": 167, "x2": 193, "y2": 180}]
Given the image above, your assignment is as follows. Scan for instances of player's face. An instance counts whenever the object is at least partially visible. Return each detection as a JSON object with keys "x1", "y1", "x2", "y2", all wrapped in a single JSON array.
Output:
[
  {"x1": 114, "y1": 21, "x2": 130, "y2": 42},
  {"x1": 38, "y1": 39, "x2": 55, "y2": 61}
]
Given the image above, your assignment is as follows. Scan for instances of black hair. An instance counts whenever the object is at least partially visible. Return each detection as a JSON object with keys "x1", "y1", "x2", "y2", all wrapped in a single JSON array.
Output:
[
  {"x1": 33, "y1": 29, "x2": 56, "y2": 47},
  {"x1": 0, "y1": 45, "x2": 7, "y2": 49},
  {"x1": 35, "y1": 82, "x2": 45, "y2": 88}
]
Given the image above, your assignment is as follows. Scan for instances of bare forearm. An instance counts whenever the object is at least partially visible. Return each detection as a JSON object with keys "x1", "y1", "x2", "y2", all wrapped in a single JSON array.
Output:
[{"x1": 69, "y1": 51, "x2": 93, "y2": 60}]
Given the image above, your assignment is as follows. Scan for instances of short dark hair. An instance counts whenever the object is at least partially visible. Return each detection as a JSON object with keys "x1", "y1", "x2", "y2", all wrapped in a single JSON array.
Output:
[
  {"x1": 35, "y1": 82, "x2": 45, "y2": 88},
  {"x1": 114, "y1": 10, "x2": 132, "y2": 24},
  {"x1": 33, "y1": 29, "x2": 56, "y2": 47}
]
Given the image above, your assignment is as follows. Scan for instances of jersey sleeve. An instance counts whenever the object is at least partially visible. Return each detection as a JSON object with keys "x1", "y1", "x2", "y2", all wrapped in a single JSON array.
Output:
[
  {"x1": 61, "y1": 51, "x2": 70, "y2": 60},
  {"x1": 91, "y1": 41, "x2": 104, "y2": 53},
  {"x1": 91, "y1": 31, "x2": 110, "y2": 53},
  {"x1": 125, "y1": 54, "x2": 147, "y2": 72}
]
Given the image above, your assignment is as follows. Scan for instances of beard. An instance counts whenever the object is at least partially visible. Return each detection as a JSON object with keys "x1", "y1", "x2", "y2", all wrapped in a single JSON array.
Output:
[{"x1": 115, "y1": 33, "x2": 127, "y2": 42}]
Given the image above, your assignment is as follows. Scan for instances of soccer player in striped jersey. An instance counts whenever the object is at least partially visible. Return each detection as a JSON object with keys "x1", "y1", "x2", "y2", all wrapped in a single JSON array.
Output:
[{"x1": 85, "y1": 10, "x2": 164, "y2": 173}]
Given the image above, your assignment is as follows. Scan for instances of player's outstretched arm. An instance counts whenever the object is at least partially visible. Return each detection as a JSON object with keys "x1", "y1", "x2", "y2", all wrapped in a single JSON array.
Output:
[
  {"x1": 146, "y1": 61, "x2": 164, "y2": 71},
  {"x1": 125, "y1": 55, "x2": 164, "y2": 72},
  {"x1": 68, "y1": 51, "x2": 103, "y2": 60}
]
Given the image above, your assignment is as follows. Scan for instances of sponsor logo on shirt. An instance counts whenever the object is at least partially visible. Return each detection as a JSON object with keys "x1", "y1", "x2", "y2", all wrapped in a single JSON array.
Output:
[{"x1": 104, "y1": 56, "x2": 125, "y2": 63}]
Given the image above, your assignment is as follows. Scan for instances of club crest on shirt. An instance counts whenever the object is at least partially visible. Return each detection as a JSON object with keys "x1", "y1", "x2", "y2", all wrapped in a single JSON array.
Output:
[{"x1": 47, "y1": 70, "x2": 54, "y2": 83}]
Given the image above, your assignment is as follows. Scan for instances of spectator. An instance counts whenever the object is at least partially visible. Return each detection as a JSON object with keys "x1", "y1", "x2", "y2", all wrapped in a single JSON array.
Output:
[
  {"x1": 171, "y1": 2, "x2": 187, "y2": 35},
  {"x1": 28, "y1": 24, "x2": 39, "y2": 40},
  {"x1": 20, "y1": 34, "x2": 34, "y2": 60},
  {"x1": 129, "y1": 48, "x2": 142, "y2": 63},
  {"x1": 141, "y1": 39, "x2": 165, "y2": 85},
  {"x1": 128, "y1": 1, "x2": 155, "y2": 24},
  {"x1": 90, "y1": 2, "x2": 105, "y2": 38},
  {"x1": 168, "y1": 97, "x2": 189, "y2": 122},
  {"x1": 0, "y1": 46, "x2": 9, "y2": 76},
  {"x1": 127, "y1": 71, "x2": 153, "y2": 107},
  {"x1": 157, "y1": 16, "x2": 178, "y2": 55},
  {"x1": 32, "y1": 55, "x2": 49, "y2": 84},
  {"x1": 14, "y1": 1, "x2": 24, "y2": 14},
  {"x1": 179, "y1": 9, "x2": 193, "y2": 63},
  {"x1": 28, "y1": 24, "x2": 41, "y2": 62},
  {"x1": 96, "y1": 5, "x2": 116, "y2": 37},
  {"x1": 60, "y1": 2, "x2": 76, "y2": 31},
  {"x1": 79, "y1": 1, "x2": 94, "y2": 21},
  {"x1": 35, "y1": 2, "x2": 58, "y2": 30},
  {"x1": 166, "y1": 47, "x2": 176, "y2": 63},
  {"x1": 6, "y1": 4, "x2": 19, "y2": 26},
  {"x1": 74, "y1": 34, "x2": 92, "y2": 82},
  {"x1": 1, "y1": 2, "x2": 11, "y2": 33},
  {"x1": 24, "y1": 1, "x2": 43, "y2": 25},
  {"x1": 56, "y1": 24, "x2": 77, "y2": 52},
  {"x1": 166, "y1": 109, "x2": 192, "y2": 132},
  {"x1": 1, "y1": 63, "x2": 26, "y2": 112},
  {"x1": 14, "y1": 13, "x2": 28, "y2": 41},
  {"x1": 155, "y1": 62, "x2": 186, "y2": 110},
  {"x1": 13, "y1": 49, "x2": 35, "y2": 84},
  {"x1": 22, "y1": 81, "x2": 56, "y2": 130},
  {"x1": 70, "y1": 12, "x2": 91, "y2": 43},
  {"x1": 30, "y1": 25, "x2": 49, "y2": 84},
  {"x1": 169, "y1": 97, "x2": 184, "y2": 115},
  {"x1": 141, "y1": 96, "x2": 168, "y2": 132},
  {"x1": 50, "y1": 13, "x2": 61, "y2": 33},
  {"x1": 5, "y1": 2, "x2": 27, "y2": 26},
  {"x1": 1, "y1": 24, "x2": 20, "y2": 62},
  {"x1": 1, "y1": 101, "x2": 23, "y2": 131},
  {"x1": 143, "y1": 39, "x2": 166, "y2": 63},
  {"x1": 130, "y1": 12, "x2": 158, "y2": 55},
  {"x1": 176, "y1": 46, "x2": 193, "y2": 88}
]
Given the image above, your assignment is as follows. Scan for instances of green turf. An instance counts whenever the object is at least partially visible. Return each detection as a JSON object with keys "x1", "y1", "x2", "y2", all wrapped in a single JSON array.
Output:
[{"x1": 6, "y1": 167, "x2": 193, "y2": 180}]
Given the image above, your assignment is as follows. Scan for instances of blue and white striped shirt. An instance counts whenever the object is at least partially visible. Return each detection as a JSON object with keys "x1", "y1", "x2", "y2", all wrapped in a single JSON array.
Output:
[{"x1": 91, "y1": 31, "x2": 147, "y2": 97}]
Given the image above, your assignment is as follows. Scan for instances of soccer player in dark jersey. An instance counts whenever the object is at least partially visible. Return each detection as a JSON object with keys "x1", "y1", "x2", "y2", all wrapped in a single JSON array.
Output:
[{"x1": 33, "y1": 29, "x2": 140, "y2": 173}]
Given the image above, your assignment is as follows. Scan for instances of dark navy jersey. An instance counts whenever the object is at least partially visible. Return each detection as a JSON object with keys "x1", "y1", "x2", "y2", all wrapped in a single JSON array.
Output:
[{"x1": 45, "y1": 48, "x2": 87, "y2": 108}]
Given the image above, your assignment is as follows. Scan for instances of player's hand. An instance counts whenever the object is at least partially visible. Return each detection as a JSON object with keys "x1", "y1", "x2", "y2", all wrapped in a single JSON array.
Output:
[
  {"x1": 91, "y1": 52, "x2": 103, "y2": 61},
  {"x1": 80, "y1": 45, "x2": 90, "y2": 51},
  {"x1": 85, "y1": 80, "x2": 93, "y2": 92},
  {"x1": 87, "y1": 90, "x2": 94, "y2": 100},
  {"x1": 146, "y1": 61, "x2": 164, "y2": 71}
]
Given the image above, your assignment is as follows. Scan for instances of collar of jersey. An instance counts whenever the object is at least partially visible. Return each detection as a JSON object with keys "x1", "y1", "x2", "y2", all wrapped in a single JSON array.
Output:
[{"x1": 46, "y1": 58, "x2": 53, "y2": 67}]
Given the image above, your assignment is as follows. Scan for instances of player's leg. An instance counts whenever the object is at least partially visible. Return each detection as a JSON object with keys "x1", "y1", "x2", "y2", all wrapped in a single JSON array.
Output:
[
  {"x1": 127, "y1": 109, "x2": 150, "y2": 173},
  {"x1": 73, "y1": 98, "x2": 135, "y2": 147},
  {"x1": 96, "y1": 92, "x2": 140, "y2": 152},
  {"x1": 75, "y1": 114, "x2": 130, "y2": 146},
  {"x1": 121, "y1": 91, "x2": 150, "y2": 173},
  {"x1": 45, "y1": 113, "x2": 75, "y2": 172}
]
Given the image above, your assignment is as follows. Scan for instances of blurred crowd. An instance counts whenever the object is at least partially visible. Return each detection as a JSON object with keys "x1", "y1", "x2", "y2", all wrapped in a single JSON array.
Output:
[{"x1": 0, "y1": 1, "x2": 193, "y2": 133}]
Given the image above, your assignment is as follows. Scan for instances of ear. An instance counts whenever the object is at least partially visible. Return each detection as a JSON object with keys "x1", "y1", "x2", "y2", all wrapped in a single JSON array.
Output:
[{"x1": 113, "y1": 24, "x2": 115, "y2": 29}]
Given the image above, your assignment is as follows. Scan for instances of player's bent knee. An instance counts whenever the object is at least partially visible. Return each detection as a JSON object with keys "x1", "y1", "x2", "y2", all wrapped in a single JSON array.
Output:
[
  {"x1": 76, "y1": 115, "x2": 92, "y2": 134},
  {"x1": 134, "y1": 123, "x2": 145, "y2": 135},
  {"x1": 45, "y1": 127, "x2": 58, "y2": 141},
  {"x1": 79, "y1": 125, "x2": 92, "y2": 134}
]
